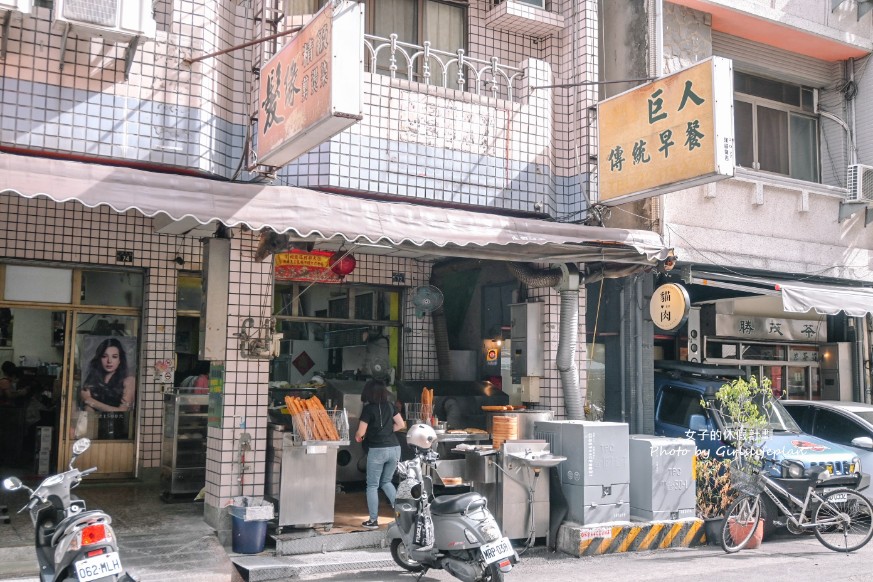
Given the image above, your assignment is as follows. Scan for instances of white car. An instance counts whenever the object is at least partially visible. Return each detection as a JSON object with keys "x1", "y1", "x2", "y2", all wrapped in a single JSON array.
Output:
[{"x1": 782, "y1": 400, "x2": 873, "y2": 499}]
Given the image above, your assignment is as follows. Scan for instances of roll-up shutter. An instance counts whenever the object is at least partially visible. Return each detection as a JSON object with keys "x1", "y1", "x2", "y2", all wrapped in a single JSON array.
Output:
[
  {"x1": 712, "y1": 31, "x2": 840, "y2": 88},
  {"x1": 856, "y1": 58, "x2": 873, "y2": 167},
  {"x1": 713, "y1": 31, "x2": 847, "y2": 188}
]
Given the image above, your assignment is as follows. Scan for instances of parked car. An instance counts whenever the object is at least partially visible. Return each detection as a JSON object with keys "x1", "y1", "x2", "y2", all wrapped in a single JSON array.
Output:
[
  {"x1": 654, "y1": 361, "x2": 864, "y2": 536},
  {"x1": 782, "y1": 399, "x2": 873, "y2": 500}
]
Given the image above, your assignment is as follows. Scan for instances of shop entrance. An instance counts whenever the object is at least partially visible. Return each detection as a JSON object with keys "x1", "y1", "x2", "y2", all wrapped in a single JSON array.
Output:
[{"x1": 0, "y1": 264, "x2": 142, "y2": 479}]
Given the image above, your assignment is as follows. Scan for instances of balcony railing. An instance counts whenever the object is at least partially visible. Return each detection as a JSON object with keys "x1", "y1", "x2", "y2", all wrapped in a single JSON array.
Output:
[{"x1": 363, "y1": 33, "x2": 525, "y2": 102}]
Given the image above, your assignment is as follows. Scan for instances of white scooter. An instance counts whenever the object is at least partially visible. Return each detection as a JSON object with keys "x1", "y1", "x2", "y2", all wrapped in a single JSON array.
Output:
[
  {"x1": 3, "y1": 438, "x2": 136, "y2": 582},
  {"x1": 387, "y1": 424, "x2": 516, "y2": 582}
]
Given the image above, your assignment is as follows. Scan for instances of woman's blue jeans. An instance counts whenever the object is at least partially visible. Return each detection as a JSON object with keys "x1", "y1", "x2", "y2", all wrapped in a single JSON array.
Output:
[{"x1": 366, "y1": 445, "x2": 401, "y2": 521}]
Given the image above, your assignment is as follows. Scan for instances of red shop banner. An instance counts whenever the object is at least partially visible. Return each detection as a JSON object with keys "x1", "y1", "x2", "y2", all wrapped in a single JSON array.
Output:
[{"x1": 275, "y1": 250, "x2": 343, "y2": 283}]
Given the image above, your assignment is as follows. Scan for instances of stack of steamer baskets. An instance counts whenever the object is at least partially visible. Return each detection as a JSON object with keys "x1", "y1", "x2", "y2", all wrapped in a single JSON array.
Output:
[{"x1": 490, "y1": 416, "x2": 518, "y2": 450}]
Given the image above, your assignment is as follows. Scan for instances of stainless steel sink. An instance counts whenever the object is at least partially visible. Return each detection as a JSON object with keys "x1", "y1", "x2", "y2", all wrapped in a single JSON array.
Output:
[{"x1": 506, "y1": 452, "x2": 567, "y2": 468}]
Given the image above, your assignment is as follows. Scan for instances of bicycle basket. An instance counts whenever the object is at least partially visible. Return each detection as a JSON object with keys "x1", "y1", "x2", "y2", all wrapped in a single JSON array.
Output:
[{"x1": 731, "y1": 469, "x2": 764, "y2": 496}]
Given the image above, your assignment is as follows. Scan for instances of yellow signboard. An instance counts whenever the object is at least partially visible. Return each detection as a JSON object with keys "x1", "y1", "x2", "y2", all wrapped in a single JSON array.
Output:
[{"x1": 598, "y1": 57, "x2": 735, "y2": 204}]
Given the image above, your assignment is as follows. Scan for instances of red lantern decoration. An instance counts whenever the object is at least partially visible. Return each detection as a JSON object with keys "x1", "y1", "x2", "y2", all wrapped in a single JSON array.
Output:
[{"x1": 330, "y1": 251, "x2": 357, "y2": 276}]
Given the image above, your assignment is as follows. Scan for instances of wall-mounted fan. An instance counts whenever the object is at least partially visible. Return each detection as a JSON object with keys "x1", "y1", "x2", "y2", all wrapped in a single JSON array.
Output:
[{"x1": 412, "y1": 285, "x2": 444, "y2": 318}]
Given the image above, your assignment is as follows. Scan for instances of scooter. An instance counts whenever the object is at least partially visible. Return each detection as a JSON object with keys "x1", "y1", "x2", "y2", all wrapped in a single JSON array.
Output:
[
  {"x1": 3, "y1": 437, "x2": 136, "y2": 582},
  {"x1": 387, "y1": 424, "x2": 516, "y2": 582}
]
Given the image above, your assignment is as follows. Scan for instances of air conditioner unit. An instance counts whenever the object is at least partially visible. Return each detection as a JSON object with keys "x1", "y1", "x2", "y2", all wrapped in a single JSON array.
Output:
[
  {"x1": 494, "y1": 0, "x2": 547, "y2": 7},
  {"x1": 53, "y1": 0, "x2": 156, "y2": 43},
  {"x1": 0, "y1": 0, "x2": 33, "y2": 14},
  {"x1": 847, "y1": 163, "x2": 873, "y2": 203}
]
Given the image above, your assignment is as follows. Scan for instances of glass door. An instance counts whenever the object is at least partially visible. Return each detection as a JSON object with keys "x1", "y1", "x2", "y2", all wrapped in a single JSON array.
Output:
[
  {"x1": 0, "y1": 307, "x2": 67, "y2": 475},
  {"x1": 60, "y1": 312, "x2": 140, "y2": 477}
]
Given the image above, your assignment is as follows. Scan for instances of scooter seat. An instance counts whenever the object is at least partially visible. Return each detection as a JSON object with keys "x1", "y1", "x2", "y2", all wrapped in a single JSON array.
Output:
[{"x1": 430, "y1": 492, "x2": 486, "y2": 515}]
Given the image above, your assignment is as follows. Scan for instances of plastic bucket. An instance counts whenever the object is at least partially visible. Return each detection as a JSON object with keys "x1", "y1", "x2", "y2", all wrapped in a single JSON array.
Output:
[{"x1": 231, "y1": 514, "x2": 268, "y2": 554}]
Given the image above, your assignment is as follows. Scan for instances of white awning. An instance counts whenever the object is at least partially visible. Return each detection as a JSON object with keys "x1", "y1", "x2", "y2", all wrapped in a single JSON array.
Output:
[
  {"x1": 691, "y1": 271, "x2": 873, "y2": 317},
  {"x1": 0, "y1": 151, "x2": 672, "y2": 266},
  {"x1": 780, "y1": 282, "x2": 873, "y2": 317}
]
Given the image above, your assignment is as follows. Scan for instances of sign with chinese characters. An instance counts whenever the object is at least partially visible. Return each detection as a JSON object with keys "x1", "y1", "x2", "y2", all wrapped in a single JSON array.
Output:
[
  {"x1": 597, "y1": 57, "x2": 735, "y2": 204},
  {"x1": 714, "y1": 314, "x2": 826, "y2": 343},
  {"x1": 274, "y1": 249, "x2": 344, "y2": 283},
  {"x1": 650, "y1": 283, "x2": 690, "y2": 331},
  {"x1": 256, "y1": 1, "x2": 363, "y2": 167}
]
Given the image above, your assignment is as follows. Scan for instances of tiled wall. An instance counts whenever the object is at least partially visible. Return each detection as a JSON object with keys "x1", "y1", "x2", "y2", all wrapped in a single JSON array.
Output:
[
  {"x1": 203, "y1": 233, "x2": 436, "y2": 511},
  {"x1": 0, "y1": 193, "x2": 200, "y2": 470}
]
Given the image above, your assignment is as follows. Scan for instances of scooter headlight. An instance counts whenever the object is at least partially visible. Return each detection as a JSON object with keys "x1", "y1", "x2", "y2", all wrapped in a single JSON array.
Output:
[{"x1": 479, "y1": 523, "x2": 502, "y2": 542}]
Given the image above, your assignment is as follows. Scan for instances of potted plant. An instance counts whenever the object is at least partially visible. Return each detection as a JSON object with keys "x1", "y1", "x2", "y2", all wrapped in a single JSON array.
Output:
[
  {"x1": 706, "y1": 375, "x2": 773, "y2": 548},
  {"x1": 695, "y1": 455, "x2": 736, "y2": 545}
]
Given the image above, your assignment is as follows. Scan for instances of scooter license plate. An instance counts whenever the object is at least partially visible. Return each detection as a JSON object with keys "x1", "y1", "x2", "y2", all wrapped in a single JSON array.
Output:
[
  {"x1": 480, "y1": 537, "x2": 514, "y2": 565},
  {"x1": 74, "y1": 551, "x2": 123, "y2": 582}
]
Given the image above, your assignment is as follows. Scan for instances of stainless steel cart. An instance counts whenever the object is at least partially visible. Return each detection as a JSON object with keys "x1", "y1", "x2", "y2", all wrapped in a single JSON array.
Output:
[{"x1": 265, "y1": 408, "x2": 349, "y2": 532}]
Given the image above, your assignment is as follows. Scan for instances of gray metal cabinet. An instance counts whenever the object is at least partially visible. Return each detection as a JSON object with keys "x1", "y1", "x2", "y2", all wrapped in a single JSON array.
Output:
[{"x1": 160, "y1": 389, "x2": 209, "y2": 497}]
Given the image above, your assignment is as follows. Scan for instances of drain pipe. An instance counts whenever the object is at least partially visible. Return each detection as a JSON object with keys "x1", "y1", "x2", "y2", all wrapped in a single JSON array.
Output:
[
  {"x1": 507, "y1": 263, "x2": 584, "y2": 420},
  {"x1": 554, "y1": 264, "x2": 584, "y2": 420}
]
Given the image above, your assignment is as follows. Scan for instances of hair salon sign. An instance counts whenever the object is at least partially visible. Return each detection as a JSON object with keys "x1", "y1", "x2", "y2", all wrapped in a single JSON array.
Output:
[{"x1": 256, "y1": 1, "x2": 363, "y2": 167}]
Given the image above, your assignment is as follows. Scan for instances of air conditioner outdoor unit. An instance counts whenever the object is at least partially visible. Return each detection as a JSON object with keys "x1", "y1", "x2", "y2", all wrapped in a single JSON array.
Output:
[
  {"x1": 847, "y1": 163, "x2": 873, "y2": 203},
  {"x1": 494, "y1": 0, "x2": 547, "y2": 7},
  {"x1": 0, "y1": 0, "x2": 33, "y2": 14},
  {"x1": 53, "y1": 0, "x2": 156, "y2": 43}
]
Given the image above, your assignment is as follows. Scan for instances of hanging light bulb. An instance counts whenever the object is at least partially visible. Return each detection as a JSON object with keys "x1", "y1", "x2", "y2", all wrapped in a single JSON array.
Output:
[{"x1": 330, "y1": 251, "x2": 357, "y2": 276}]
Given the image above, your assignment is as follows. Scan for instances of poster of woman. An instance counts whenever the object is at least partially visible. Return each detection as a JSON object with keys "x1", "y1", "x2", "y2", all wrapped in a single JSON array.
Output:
[{"x1": 79, "y1": 336, "x2": 137, "y2": 440}]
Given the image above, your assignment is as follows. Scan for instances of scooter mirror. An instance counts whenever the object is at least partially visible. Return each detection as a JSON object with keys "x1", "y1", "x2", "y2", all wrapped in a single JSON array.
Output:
[
  {"x1": 3, "y1": 477, "x2": 22, "y2": 491},
  {"x1": 72, "y1": 438, "x2": 91, "y2": 457}
]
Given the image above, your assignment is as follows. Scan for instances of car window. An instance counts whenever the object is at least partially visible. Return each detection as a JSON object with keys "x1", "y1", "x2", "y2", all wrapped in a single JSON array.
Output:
[
  {"x1": 813, "y1": 409, "x2": 870, "y2": 447},
  {"x1": 657, "y1": 387, "x2": 706, "y2": 427},
  {"x1": 784, "y1": 405, "x2": 813, "y2": 433}
]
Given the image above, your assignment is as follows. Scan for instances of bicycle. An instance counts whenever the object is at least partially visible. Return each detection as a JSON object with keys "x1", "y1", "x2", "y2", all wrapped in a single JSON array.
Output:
[{"x1": 721, "y1": 459, "x2": 873, "y2": 554}]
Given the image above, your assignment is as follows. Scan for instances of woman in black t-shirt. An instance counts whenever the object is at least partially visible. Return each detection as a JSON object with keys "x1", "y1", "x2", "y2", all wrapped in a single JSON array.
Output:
[{"x1": 355, "y1": 379, "x2": 404, "y2": 530}]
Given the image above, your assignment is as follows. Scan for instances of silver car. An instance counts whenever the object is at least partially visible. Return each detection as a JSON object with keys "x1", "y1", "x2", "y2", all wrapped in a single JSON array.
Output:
[{"x1": 782, "y1": 400, "x2": 873, "y2": 499}]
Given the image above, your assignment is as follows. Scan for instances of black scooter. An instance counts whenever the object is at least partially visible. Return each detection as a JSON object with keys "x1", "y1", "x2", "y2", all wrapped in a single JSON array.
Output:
[{"x1": 3, "y1": 437, "x2": 136, "y2": 582}]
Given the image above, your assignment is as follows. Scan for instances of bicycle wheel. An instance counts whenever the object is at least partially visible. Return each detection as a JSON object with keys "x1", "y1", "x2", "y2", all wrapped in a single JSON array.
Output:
[
  {"x1": 813, "y1": 488, "x2": 873, "y2": 553},
  {"x1": 720, "y1": 494, "x2": 762, "y2": 553}
]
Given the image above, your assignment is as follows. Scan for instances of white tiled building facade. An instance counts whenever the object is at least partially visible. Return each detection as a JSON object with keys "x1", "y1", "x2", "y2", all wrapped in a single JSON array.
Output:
[
  {"x1": 5, "y1": 0, "x2": 873, "y2": 534},
  {"x1": 0, "y1": 0, "x2": 603, "y2": 531}
]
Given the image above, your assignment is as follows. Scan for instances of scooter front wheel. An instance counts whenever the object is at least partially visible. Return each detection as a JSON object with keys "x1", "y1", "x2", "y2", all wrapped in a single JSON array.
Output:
[{"x1": 390, "y1": 538, "x2": 424, "y2": 572}]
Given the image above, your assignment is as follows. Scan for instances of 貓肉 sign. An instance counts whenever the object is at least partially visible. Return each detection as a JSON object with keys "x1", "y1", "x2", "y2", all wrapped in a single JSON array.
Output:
[
  {"x1": 256, "y1": 1, "x2": 363, "y2": 167},
  {"x1": 597, "y1": 57, "x2": 735, "y2": 205}
]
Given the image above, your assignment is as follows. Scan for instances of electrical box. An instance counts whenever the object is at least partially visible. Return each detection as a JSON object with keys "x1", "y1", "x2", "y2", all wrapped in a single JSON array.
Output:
[
  {"x1": 510, "y1": 302, "x2": 543, "y2": 379},
  {"x1": 535, "y1": 420, "x2": 630, "y2": 525},
  {"x1": 199, "y1": 238, "x2": 230, "y2": 361},
  {"x1": 819, "y1": 342, "x2": 853, "y2": 401},
  {"x1": 628, "y1": 435, "x2": 696, "y2": 521}
]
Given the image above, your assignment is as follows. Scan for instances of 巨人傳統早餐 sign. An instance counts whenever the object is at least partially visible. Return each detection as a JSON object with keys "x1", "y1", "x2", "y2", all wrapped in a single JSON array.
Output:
[
  {"x1": 256, "y1": 1, "x2": 363, "y2": 167},
  {"x1": 598, "y1": 57, "x2": 735, "y2": 205},
  {"x1": 650, "y1": 283, "x2": 690, "y2": 331}
]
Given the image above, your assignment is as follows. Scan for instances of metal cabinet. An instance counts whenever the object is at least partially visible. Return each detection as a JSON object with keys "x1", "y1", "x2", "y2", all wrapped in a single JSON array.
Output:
[{"x1": 161, "y1": 388, "x2": 209, "y2": 498}]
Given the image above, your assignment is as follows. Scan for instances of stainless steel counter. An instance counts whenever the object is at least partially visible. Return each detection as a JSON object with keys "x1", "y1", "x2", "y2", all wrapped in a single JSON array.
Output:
[{"x1": 265, "y1": 423, "x2": 343, "y2": 531}]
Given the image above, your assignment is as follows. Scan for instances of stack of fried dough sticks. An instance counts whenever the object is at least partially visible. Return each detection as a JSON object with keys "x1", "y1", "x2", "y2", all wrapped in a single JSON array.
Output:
[
  {"x1": 285, "y1": 395, "x2": 340, "y2": 441},
  {"x1": 421, "y1": 387, "x2": 434, "y2": 425}
]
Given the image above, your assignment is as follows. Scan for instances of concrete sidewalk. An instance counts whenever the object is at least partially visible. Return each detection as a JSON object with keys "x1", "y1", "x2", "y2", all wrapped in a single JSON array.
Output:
[{"x1": 0, "y1": 478, "x2": 233, "y2": 582}]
